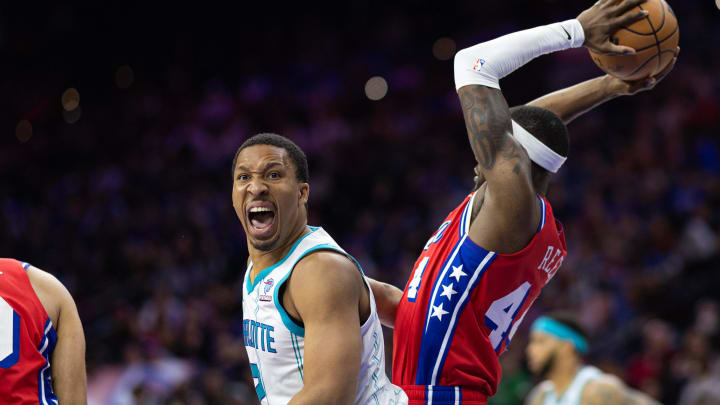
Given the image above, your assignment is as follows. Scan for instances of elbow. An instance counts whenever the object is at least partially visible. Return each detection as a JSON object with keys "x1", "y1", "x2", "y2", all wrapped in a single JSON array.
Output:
[
  {"x1": 453, "y1": 47, "x2": 469, "y2": 67},
  {"x1": 453, "y1": 48, "x2": 472, "y2": 86}
]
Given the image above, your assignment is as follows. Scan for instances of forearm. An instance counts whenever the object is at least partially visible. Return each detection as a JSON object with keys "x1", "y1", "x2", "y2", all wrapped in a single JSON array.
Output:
[
  {"x1": 454, "y1": 20, "x2": 584, "y2": 173},
  {"x1": 366, "y1": 277, "x2": 402, "y2": 328},
  {"x1": 526, "y1": 75, "x2": 624, "y2": 124},
  {"x1": 454, "y1": 20, "x2": 584, "y2": 91}
]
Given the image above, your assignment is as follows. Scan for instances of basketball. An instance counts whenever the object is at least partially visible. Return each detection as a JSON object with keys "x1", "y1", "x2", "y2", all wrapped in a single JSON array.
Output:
[{"x1": 589, "y1": 0, "x2": 679, "y2": 81}]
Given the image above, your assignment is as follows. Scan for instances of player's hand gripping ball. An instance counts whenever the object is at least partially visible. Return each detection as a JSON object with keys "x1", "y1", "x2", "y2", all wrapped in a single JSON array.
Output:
[{"x1": 589, "y1": 0, "x2": 679, "y2": 81}]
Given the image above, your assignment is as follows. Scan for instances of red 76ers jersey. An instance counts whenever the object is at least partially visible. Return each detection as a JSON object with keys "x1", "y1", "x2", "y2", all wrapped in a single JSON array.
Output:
[
  {"x1": 0, "y1": 259, "x2": 58, "y2": 405},
  {"x1": 392, "y1": 192, "x2": 566, "y2": 403}
]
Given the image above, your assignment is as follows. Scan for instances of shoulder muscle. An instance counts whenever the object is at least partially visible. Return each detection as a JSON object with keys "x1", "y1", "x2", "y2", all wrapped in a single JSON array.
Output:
[
  {"x1": 26, "y1": 265, "x2": 72, "y2": 326},
  {"x1": 288, "y1": 251, "x2": 364, "y2": 322}
]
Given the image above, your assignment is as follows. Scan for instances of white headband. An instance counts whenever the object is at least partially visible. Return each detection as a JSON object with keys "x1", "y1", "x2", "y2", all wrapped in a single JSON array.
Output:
[{"x1": 511, "y1": 120, "x2": 566, "y2": 173}]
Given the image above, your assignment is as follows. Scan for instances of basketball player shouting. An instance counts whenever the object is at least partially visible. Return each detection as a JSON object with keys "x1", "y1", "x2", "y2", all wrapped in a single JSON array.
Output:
[
  {"x1": 0, "y1": 258, "x2": 87, "y2": 404},
  {"x1": 380, "y1": 1, "x2": 675, "y2": 404},
  {"x1": 234, "y1": 134, "x2": 407, "y2": 404},
  {"x1": 525, "y1": 313, "x2": 660, "y2": 405}
]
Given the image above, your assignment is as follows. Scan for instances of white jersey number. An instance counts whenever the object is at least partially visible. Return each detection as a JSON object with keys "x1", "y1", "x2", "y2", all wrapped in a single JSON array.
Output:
[
  {"x1": 0, "y1": 297, "x2": 20, "y2": 368},
  {"x1": 484, "y1": 282, "x2": 531, "y2": 351},
  {"x1": 407, "y1": 257, "x2": 429, "y2": 302},
  {"x1": 250, "y1": 363, "x2": 267, "y2": 401}
]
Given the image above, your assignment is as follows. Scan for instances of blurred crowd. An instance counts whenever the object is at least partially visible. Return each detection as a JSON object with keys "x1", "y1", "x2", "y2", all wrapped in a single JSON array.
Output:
[{"x1": 1, "y1": 1, "x2": 719, "y2": 404}]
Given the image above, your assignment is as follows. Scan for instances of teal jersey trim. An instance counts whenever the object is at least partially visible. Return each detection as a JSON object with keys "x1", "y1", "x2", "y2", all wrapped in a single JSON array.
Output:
[
  {"x1": 273, "y1": 242, "x2": 350, "y2": 337},
  {"x1": 290, "y1": 333, "x2": 304, "y2": 381},
  {"x1": 245, "y1": 226, "x2": 319, "y2": 294}
]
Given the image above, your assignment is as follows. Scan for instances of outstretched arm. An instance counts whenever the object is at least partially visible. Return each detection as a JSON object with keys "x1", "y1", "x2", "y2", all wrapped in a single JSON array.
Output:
[
  {"x1": 527, "y1": 53, "x2": 678, "y2": 124},
  {"x1": 367, "y1": 277, "x2": 403, "y2": 328}
]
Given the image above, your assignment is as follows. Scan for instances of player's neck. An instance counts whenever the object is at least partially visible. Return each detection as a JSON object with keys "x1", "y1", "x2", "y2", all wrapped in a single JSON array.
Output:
[
  {"x1": 532, "y1": 175, "x2": 550, "y2": 197},
  {"x1": 249, "y1": 220, "x2": 310, "y2": 274},
  {"x1": 548, "y1": 359, "x2": 582, "y2": 397}
]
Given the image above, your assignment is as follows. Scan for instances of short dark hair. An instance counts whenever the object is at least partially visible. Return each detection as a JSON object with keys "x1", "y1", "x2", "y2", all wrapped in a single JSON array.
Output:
[
  {"x1": 545, "y1": 311, "x2": 589, "y2": 343},
  {"x1": 509, "y1": 105, "x2": 569, "y2": 175},
  {"x1": 232, "y1": 133, "x2": 309, "y2": 183}
]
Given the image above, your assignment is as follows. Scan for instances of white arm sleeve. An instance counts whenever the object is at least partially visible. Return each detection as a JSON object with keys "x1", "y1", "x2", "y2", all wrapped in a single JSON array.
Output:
[{"x1": 454, "y1": 19, "x2": 585, "y2": 90}]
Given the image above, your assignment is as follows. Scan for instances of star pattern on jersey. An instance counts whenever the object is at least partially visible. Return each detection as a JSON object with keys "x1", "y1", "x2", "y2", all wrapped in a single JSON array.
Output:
[
  {"x1": 449, "y1": 264, "x2": 467, "y2": 282},
  {"x1": 439, "y1": 283, "x2": 457, "y2": 300},
  {"x1": 430, "y1": 302, "x2": 449, "y2": 321}
]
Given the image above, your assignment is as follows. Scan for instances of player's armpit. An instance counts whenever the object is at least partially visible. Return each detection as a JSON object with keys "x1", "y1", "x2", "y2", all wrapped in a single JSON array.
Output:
[
  {"x1": 366, "y1": 277, "x2": 402, "y2": 329},
  {"x1": 286, "y1": 252, "x2": 365, "y2": 405},
  {"x1": 27, "y1": 266, "x2": 87, "y2": 405}
]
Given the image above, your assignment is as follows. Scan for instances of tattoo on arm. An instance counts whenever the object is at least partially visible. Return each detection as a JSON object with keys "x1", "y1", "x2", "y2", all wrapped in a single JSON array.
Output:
[{"x1": 458, "y1": 86, "x2": 523, "y2": 174}]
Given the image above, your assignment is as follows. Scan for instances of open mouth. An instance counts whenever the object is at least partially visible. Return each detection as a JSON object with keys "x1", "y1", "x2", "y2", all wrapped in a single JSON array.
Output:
[{"x1": 247, "y1": 202, "x2": 277, "y2": 238}]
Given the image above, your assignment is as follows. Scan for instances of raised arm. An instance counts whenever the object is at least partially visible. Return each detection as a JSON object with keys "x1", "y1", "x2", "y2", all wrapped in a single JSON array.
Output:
[
  {"x1": 456, "y1": 84, "x2": 538, "y2": 251},
  {"x1": 527, "y1": 53, "x2": 678, "y2": 125},
  {"x1": 286, "y1": 252, "x2": 367, "y2": 405},
  {"x1": 453, "y1": 0, "x2": 649, "y2": 251}
]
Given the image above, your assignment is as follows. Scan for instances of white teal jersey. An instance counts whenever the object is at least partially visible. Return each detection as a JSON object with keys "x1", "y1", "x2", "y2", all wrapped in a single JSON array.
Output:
[
  {"x1": 242, "y1": 226, "x2": 408, "y2": 405},
  {"x1": 538, "y1": 365, "x2": 603, "y2": 405}
]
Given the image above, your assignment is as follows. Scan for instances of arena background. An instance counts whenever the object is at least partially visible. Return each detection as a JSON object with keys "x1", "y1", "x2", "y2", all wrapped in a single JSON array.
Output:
[{"x1": 2, "y1": 1, "x2": 719, "y2": 404}]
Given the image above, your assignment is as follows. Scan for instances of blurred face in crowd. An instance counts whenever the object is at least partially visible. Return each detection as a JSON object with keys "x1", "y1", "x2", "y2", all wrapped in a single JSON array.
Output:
[
  {"x1": 526, "y1": 331, "x2": 561, "y2": 376},
  {"x1": 232, "y1": 144, "x2": 309, "y2": 252}
]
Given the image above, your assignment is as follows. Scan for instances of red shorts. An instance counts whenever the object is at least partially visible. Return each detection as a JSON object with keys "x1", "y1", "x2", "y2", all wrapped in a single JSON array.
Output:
[{"x1": 401, "y1": 385, "x2": 488, "y2": 405}]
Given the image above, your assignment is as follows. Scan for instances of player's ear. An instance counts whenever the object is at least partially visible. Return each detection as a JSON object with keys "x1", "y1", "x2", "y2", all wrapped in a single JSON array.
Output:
[
  {"x1": 559, "y1": 340, "x2": 575, "y2": 356},
  {"x1": 298, "y1": 183, "x2": 310, "y2": 206}
]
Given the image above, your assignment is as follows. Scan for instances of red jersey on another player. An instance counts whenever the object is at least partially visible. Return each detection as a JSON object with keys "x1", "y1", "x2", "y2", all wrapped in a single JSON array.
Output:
[
  {"x1": 393, "y1": 192, "x2": 566, "y2": 404},
  {"x1": 0, "y1": 258, "x2": 58, "y2": 404}
]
